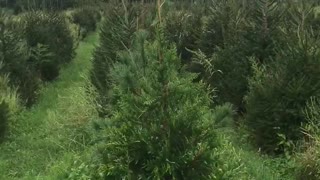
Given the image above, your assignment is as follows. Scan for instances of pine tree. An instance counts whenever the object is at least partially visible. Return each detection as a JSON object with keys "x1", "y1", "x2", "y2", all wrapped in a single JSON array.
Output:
[
  {"x1": 163, "y1": 7, "x2": 203, "y2": 64},
  {"x1": 0, "y1": 13, "x2": 40, "y2": 106},
  {"x1": 72, "y1": 6, "x2": 101, "y2": 38},
  {"x1": 97, "y1": 16, "x2": 231, "y2": 177},
  {"x1": 244, "y1": 0, "x2": 285, "y2": 63},
  {"x1": 24, "y1": 11, "x2": 74, "y2": 71},
  {"x1": 90, "y1": 3, "x2": 137, "y2": 116},
  {"x1": 194, "y1": 0, "x2": 250, "y2": 112},
  {"x1": 245, "y1": 4, "x2": 320, "y2": 154},
  {"x1": 199, "y1": 0, "x2": 246, "y2": 56},
  {"x1": 192, "y1": 45, "x2": 252, "y2": 112}
]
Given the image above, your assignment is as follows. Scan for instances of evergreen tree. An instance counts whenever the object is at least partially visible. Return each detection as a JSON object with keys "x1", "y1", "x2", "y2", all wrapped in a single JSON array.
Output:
[
  {"x1": 194, "y1": 0, "x2": 250, "y2": 111},
  {"x1": 0, "y1": 13, "x2": 40, "y2": 106},
  {"x1": 90, "y1": 4, "x2": 137, "y2": 116},
  {"x1": 72, "y1": 6, "x2": 101, "y2": 38},
  {"x1": 245, "y1": 7, "x2": 320, "y2": 153},
  {"x1": 98, "y1": 23, "x2": 230, "y2": 178},
  {"x1": 244, "y1": 0, "x2": 285, "y2": 63},
  {"x1": 163, "y1": 7, "x2": 203, "y2": 64},
  {"x1": 24, "y1": 11, "x2": 74, "y2": 81},
  {"x1": 199, "y1": 0, "x2": 246, "y2": 56},
  {"x1": 192, "y1": 45, "x2": 252, "y2": 112}
]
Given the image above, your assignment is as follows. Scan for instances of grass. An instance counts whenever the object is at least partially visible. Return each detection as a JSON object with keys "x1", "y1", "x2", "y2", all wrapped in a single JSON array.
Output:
[
  {"x1": 217, "y1": 126, "x2": 297, "y2": 180},
  {"x1": 0, "y1": 31, "x2": 298, "y2": 180},
  {"x1": 0, "y1": 32, "x2": 99, "y2": 179}
]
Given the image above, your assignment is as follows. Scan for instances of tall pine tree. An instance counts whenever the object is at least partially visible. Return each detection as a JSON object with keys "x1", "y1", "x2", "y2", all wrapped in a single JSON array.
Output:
[
  {"x1": 245, "y1": 3, "x2": 320, "y2": 154},
  {"x1": 97, "y1": 8, "x2": 232, "y2": 176},
  {"x1": 90, "y1": 3, "x2": 137, "y2": 116}
]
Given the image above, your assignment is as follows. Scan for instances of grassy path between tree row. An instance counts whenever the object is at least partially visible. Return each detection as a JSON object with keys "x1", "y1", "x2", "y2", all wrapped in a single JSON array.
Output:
[
  {"x1": 0, "y1": 33, "x2": 99, "y2": 180},
  {"x1": 0, "y1": 31, "x2": 294, "y2": 180}
]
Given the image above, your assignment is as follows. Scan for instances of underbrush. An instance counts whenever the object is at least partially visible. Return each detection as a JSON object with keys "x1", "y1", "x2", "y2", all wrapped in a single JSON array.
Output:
[
  {"x1": 0, "y1": 74, "x2": 19, "y2": 142},
  {"x1": 296, "y1": 98, "x2": 320, "y2": 179}
]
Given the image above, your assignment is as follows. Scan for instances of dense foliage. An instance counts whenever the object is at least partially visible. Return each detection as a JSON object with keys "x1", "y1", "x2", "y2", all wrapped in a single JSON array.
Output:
[
  {"x1": 167, "y1": 1, "x2": 320, "y2": 157},
  {"x1": 2, "y1": 1, "x2": 320, "y2": 179},
  {"x1": 1, "y1": 0, "x2": 76, "y2": 11},
  {"x1": 72, "y1": 7, "x2": 101, "y2": 39},
  {"x1": 191, "y1": 0, "x2": 285, "y2": 112},
  {"x1": 163, "y1": 9, "x2": 202, "y2": 64},
  {"x1": 296, "y1": 98, "x2": 320, "y2": 180},
  {"x1": 0, "y1": 74, "x2": 19, "y2": 142},
  {"x1": 0, "y1": 9, "x2": 79, "y2": 143},
  {"x1": 91, "y1": 5, "x2": 137, "y2": 116},
  {"x1": 0, "y1": 15, "x2": 40, "y2": 106},
  {"x1": 24, "y1": 11, "x2": 74, "y2": 81},
  {"x1": 98, "y1": 27, "x2": 234, "y2": 178},
  {"x1": 193, "y1": 45, "x2": 252, "y2": 112},
  {"x1": 245, "y1": 50, "x2": 320, "y2": 153},
  {"x1": 245, "y1": 3, "x2": 320, "y2": 154}
]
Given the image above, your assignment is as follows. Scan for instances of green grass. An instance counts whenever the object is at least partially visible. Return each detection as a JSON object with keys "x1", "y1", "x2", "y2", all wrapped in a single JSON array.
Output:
[
  {"x1": 217, "y1": 126, "x2": 296, "y2": 180},
  {"x1": 0, "y1": 33, "x2": 99, "y2": 179}
]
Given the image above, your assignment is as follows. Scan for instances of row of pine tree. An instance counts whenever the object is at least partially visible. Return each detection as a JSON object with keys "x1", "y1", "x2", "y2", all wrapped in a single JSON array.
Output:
[
  {"x1": 2, "y1": 0, "x2": 320, "y2": 179},
  {"x1": 88, "y1": 0, "x2": 320, "y2": 179},
  {"x1": 0, "y1": 2, "x2": 101, "y2": 142}
]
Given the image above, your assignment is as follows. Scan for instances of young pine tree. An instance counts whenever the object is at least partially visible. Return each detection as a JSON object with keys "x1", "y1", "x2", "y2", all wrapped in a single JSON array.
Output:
[
  {"x1": 244, "y1": 0, "x2": 285, "y2": 63},
  {"x1": 72, "y1": 6, "x2": 101, "y2": 38},
  {"x1": 199, "y1": 0, "x2": 246, "y2": 56},
  {"x1": 245, "y1": 7, "x2": 320, "y2": 154},
  {"x1": 194, "y1": 0, "x2": 250, "y2": 112},
  {"x1": 0, "y1": 13, "x2": 40, "y2": 106},
  {"x1": 192, "y1": 44, "x2": 252, "y2": 112},
  {"x1": 98, "y1": 24, "x2": 232, "y2": 178},
  {"x1": 163, "y1": 8, "x2": 203, "y2": 64},
  {"x1": 24, "y1": 11, "x2": 74, "y2": 81},
  {"x1": 90, "y1": 4, "x2": 137, "y2": 116}
]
